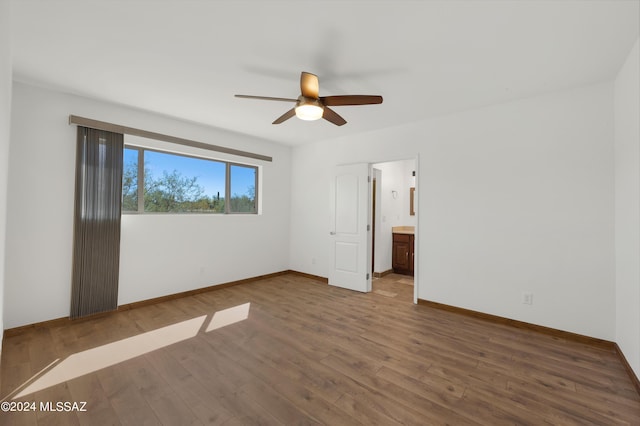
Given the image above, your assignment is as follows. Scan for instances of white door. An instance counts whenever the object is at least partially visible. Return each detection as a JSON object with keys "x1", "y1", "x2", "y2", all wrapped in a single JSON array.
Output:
[{"x1": 329, "y1": 163, "x2": 372, "y2": 292}]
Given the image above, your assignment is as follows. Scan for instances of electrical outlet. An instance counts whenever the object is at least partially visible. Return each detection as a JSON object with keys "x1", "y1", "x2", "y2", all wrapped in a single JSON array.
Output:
[{"x1": 522, "y1": 292, "x2": 533, "y2": 305}]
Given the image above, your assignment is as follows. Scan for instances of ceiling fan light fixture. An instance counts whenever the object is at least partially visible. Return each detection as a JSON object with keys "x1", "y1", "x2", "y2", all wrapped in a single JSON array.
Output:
[{"x1": 295, "y1": 98, "x2": 324, "y2": 121}]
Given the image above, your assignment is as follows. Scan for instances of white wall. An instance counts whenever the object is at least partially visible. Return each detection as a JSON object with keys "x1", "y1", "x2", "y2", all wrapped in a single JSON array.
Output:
[
  {"x1": 290, "y1": 82, "x2": 615, "y2": 340},
  {"x1": 373, "y1": 159, "x2": 416, "y2": 273},
  {"x1": 615, "y1": 38, "x2": 640, "y2": 378},
  {"x1": 5, "y1": 82, "x2": 291, "y2": 328},
  {"x1": 0, "y1": 0, "x2": 12, "y2": 349}
]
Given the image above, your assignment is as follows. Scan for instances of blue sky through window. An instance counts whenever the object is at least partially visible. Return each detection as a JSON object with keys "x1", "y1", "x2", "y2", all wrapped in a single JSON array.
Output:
[
  {"x1": 124, "y1": 148, "x2": 256, "y2": 198},
  {"x1": 146, "y1": 150, "x2": 225, "y2": 198}
]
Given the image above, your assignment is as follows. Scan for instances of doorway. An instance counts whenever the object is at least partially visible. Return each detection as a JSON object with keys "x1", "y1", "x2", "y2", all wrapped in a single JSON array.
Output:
[{"x1": 371, "y1": 158, "x2": 417, "y2": 304}]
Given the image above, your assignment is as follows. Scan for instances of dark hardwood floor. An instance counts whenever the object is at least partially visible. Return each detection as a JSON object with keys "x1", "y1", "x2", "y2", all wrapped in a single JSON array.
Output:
[{"x1": 1, "y1": 273, "x2": 638, "y2": 425}]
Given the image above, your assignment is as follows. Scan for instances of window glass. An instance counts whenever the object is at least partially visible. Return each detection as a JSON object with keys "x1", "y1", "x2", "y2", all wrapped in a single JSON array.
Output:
[
  {"x1": 144, "y1": 150, "x2": 226, "y2": 213},
  {"x1": 122, "y1": 146, "x2": 258, "y2": 215},
  {"x1": 122, "y1": 147, "x2": 138, "y2": 212},
  {"x1": 230, "y1": 164, "x2": 257, "y2": 213}
]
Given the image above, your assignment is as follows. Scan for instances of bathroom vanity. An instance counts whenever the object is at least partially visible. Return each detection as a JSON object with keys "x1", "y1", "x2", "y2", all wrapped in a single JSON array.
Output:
[{"x1": 392, "y1": 226, "x2": 414, "y2": 276}]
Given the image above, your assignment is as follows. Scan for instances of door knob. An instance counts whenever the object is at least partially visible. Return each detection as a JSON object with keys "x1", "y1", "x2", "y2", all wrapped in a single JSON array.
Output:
[{"x1": 329, "y1": 232, "x2": 336, "y2": 235}]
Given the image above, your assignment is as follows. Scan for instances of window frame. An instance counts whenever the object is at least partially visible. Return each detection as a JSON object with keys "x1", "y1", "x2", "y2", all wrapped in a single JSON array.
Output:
[
  {"x1": 122, "y1": 145, "x2": 259, "y2": 215},
  {"x1": 227, "y1": 161, "x2": 259, "y2": 215}
]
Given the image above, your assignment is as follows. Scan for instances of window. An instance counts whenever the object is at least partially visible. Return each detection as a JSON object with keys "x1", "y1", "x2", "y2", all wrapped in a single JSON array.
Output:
[
  {"x1": 123, "y1": 147, "x2": 258, "y2": 214},
  {"x1": 122, "y1": 148, "x2": 138, "y2": 211},
  {"x1": 229, "y1": 164, "x2": 257, "y2": 213}
]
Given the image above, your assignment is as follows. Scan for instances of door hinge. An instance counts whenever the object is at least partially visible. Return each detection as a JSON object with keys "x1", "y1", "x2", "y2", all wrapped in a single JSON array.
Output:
[
  {"x1": 368, "y1": 175, "x2": 371, "y2": 183},
  {"x1": 367, "y1": 224, "x2": 371, "y2": 231},
  {"x1": 366, "y1": 273, "x2": 370, "y2": 280}
]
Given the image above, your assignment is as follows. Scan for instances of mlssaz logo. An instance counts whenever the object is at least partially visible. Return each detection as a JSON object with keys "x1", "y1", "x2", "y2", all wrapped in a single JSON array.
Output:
[{"x1": 40, "y1": 401, "x2": 88, "y2": 412}]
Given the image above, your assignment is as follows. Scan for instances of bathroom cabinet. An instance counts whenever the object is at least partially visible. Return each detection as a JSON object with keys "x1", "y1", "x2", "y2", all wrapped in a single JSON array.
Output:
[{"x1": 392, "y1": 232, "x2": 414, "y2": 276}]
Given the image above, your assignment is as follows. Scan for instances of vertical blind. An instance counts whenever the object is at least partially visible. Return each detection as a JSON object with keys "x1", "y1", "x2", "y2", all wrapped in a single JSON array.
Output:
[{"x1": 70, "y1": 126, "x2": 123, "y2": 319}]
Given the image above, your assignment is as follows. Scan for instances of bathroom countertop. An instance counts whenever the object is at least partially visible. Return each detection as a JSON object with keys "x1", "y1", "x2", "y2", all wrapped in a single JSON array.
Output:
[{"x1": 392, "y1": 226, "x2": 415, "y2": 235}]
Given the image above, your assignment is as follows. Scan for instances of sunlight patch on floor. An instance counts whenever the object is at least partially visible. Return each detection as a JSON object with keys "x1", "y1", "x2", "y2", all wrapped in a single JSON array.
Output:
[
  {"x1": 12, "y1": 302, "x2": 252, "y2": 400},
  {"x1": 206, "y1": 302, "x2": 251, "y2": 332},
  {"x1": 14, "y1": 315, "x2": 207, "y2": 399}
]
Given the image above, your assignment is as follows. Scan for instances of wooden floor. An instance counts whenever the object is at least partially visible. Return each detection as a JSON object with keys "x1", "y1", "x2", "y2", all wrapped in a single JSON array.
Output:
[{"x1": 1, "y1": 273, "x2": 639, "y2": 425}]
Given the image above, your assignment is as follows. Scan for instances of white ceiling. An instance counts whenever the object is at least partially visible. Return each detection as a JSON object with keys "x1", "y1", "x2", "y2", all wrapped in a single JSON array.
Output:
[{"x1": 10, "y1": 0, "x2": 640, "y2": 146}]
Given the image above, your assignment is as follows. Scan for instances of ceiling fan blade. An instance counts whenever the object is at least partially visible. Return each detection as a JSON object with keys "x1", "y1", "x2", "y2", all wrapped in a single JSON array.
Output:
[
  {"x1": 321, "y1": 95, "x2": 383, "y2": 106},
  {"x1": 235, "y1": 94, "x2": 297, "y2": 102},
  {"x1": 322, "y1": 107, "x2": 347, "y2": 126},
  {"x1": 300, "y1": 72, "x2": 319, "y2": 99},
  {"x1": 272, "y1": 108, "x2": 296, "y2": 124}
]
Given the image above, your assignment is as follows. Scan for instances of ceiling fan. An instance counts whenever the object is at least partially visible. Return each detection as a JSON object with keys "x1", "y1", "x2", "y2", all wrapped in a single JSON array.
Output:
[{"x1": 235, "y1": 71, "x2": 383, "y2": 126}]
